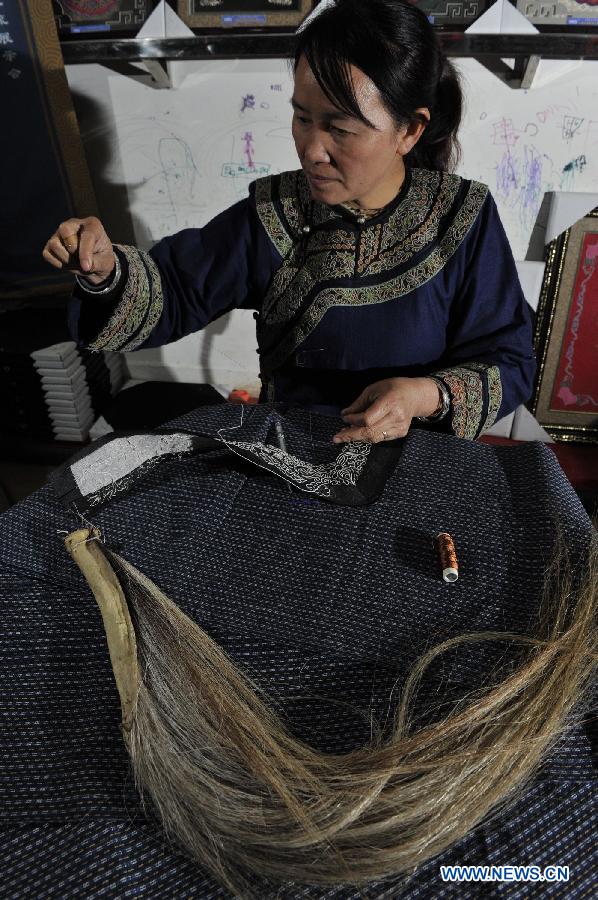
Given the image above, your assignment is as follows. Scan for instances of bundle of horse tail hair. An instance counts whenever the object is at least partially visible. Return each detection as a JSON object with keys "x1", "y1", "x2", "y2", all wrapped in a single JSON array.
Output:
[{"x1": 64, "y1": 527, "x2": 597, "y2": 898}]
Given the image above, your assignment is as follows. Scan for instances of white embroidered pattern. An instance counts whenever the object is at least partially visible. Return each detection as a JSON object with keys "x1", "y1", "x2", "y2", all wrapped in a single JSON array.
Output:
[
  {"x1": 220, "y1": 438, "x2": 372, "y2": 497},
  {"x1": 84, "y1": 454, "x2": 169, "y2": 511},
  {"x1": 71, "y1": 433, "x2": 196, "y2": 495}
]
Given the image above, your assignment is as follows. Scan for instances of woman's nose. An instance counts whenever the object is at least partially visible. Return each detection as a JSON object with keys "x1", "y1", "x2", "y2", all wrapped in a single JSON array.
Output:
[{"x1": 302, "y1": 129, "x2": 332, "y2": 165}]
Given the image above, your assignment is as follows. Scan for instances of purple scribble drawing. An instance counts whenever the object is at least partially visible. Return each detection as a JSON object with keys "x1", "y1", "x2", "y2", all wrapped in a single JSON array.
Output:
[
  {"x1": 240, "y1": 94, "x2": 256, "y2": 113},
  {"x1": 493, "y1": 119, "x2": 521, "y2": 207},
  {"x1": 562, "y1": 115, "x2": 584, "y2": 141},
  {"x1": 556, "y1": 245, "x2": 598, "y2": 409},
  {"x1": 521, "y1": 146, "x2": 543, "y2": 220},
  {"x1": 495, "y1": 140, "x2": 544, "y2": 232},
  {"x1": 496, "y1": 150, "x2": 518, "y2": 200},
  {"x1": 242, "y1": 132, "x2": 255, "y2": 169}
]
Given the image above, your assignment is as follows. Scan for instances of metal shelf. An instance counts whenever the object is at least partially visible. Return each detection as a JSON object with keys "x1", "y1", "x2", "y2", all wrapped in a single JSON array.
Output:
[{"x1": 60, "y1": 32, "x2": 598, "y2": 89}]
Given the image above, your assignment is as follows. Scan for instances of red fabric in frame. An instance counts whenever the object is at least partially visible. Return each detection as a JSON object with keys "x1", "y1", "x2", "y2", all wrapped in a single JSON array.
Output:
[{"x1": 550, "y1": 232, "x2": 598, "y2": 413}]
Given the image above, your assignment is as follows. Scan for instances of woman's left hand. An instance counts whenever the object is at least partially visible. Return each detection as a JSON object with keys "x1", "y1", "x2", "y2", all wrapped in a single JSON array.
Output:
[{"x1": 332, "y1": 377, "x2": 441, "y2": 444}]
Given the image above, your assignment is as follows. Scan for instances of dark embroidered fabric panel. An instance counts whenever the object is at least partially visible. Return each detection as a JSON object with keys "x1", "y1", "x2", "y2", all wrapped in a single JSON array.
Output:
[{"x1": 50, "y1": 404, "x2": 404, "y2": 513}]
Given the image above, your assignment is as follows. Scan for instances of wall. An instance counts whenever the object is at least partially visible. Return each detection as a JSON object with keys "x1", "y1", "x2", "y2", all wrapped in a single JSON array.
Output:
[{"x1": 65, "y1": 55, "x2": 598, "y2": 421}]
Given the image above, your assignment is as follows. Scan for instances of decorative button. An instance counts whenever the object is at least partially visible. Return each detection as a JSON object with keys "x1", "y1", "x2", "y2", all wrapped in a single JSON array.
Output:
[
  {"x1": 302, "y1": 225, "x2": 311, "y2": 234},
  {"x1": 357, "y1": 215, "x2": 366, "y2": 224}
]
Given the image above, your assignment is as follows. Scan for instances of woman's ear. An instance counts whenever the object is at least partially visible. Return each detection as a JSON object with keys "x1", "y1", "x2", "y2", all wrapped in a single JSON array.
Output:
[{"x1": 396, "y1": 107, "x2": 430, "y2": 155}]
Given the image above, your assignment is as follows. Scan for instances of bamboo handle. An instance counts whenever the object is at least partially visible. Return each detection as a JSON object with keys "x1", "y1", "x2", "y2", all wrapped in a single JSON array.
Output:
[{"x1": 64, "y1": 528, "x2": 139, "y2": 735}]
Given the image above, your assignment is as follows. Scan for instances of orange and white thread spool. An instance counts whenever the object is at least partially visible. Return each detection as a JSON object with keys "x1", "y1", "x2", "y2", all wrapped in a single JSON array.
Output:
[{"x1": 436, "y1": 532, "x2": 459, "y2": 583}]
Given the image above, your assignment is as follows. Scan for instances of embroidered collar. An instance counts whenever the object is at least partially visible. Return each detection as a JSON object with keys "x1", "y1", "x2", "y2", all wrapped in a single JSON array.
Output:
[
  {"x1": 334, "y1": 167, "x2": 413, "y2": 225},
  {"x1": 50, "y1": 409, "x2": 404, "y2": 514},
  {"x1": 257, "y1": 167, "x2": 468, "y2": 255},
  {"x1": 253, "y1": 167, "x2": 489, "y2": 376}
]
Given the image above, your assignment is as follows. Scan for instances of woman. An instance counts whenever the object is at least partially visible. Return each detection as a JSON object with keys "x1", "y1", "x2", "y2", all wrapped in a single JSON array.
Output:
[
  {"x1": 43, "y1": 0, "x2": 536, "y2": 443},
  {"x1": 22, "y1": 10, "x2": 598, "y2": 891}
]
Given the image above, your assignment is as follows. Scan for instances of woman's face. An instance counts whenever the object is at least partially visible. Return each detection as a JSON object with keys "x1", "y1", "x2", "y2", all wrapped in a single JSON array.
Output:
[{"x1": 292, "y1": 54, "x2": 428, "y2": 209}]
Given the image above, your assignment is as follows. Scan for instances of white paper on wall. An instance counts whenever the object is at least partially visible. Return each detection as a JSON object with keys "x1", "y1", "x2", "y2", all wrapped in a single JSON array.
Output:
[
  {"x1": 106, "y1": 68, "x2": 298, "y2": 390},
  {"x1": 485, "y1": 411, "x2": 515, "y2": 438},
  {"x1": 515, "y1": 260, "x2": 546, "y2": 313},
  {"x1": 108, "y1": 69, "x2": 296, "y2": 245},
  {"x1": 465, "y1": 0, "x2": 538, "y2": 34},
  {"x1": 545, "y1": 191, "x2": 598, "y2": 245},
  {"x1": 108, "y1": 61, "x2": 598, "y2": 261},
  {"x1": 510, "y1": 405, "x2": 554, "y2": 442},
  {"x1": 454, "y1": 59, "x2": 598, "y2": 260}
]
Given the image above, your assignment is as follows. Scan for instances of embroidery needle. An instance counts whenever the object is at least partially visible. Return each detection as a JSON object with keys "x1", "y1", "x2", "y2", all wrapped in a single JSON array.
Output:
[
  {"x1": 272, "y1": 419, "x2": 293, "y2": 494},
  {"x1": 273, "y1": 420, "x2": 287, "y2": 454}
]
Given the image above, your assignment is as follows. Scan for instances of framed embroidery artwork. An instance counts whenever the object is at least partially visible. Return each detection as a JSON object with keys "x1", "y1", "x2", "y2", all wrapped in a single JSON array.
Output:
[
  {"x1": 177, "y1": 0, "x2": 314, "y2": 31},
  {"x1": 531, "y1": 206, "x2": 598, "y2": 443}
]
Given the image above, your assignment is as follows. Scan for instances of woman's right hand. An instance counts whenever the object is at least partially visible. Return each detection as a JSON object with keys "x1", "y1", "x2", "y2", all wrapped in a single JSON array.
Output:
[{"x1": 42, "y1": 217, "x2": 115, "y2": 286}]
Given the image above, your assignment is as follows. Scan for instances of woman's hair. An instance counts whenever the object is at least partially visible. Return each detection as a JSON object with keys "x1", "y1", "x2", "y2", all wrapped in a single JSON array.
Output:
[
  {"x1": 294, "y1": 0, "x2": 463, "y2": 172},
  {"x1": 66, "y1": 528, "x2": 597, "y2": 898}
]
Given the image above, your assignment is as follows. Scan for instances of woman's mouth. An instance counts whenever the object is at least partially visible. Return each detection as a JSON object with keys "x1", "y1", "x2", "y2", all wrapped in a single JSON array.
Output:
[{"x1": 308, "y1": 173, "x2": 338, "y2": 183}]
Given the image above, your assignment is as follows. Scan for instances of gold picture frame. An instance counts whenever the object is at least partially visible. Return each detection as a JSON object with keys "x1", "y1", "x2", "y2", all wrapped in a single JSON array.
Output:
[{"x1": 530, "y1": 206, "x2": 598, "y2": 443}]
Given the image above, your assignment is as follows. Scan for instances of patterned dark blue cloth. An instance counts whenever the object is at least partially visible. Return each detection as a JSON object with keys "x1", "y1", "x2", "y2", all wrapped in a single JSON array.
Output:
[{"x1": 0, "y1": 403, "x2": 595, "y2": 898}]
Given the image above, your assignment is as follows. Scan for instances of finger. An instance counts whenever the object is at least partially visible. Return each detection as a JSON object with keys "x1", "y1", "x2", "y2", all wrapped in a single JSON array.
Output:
[
  {"x1": 42, "y1": 245, "x2": 67, "y2": 270},
  {"x1": 47, "y1": 235, "x2": 71, "y2": 265},
  {"x1": 332, "y1": 422, "x2": 381, "y2": 444},
  {"x1": 58, "y1": 221, "x2": 82, "y2": 255},
  {"x1": 78, "y1": 221, "x2": 101, "y2": 273},
  {"x1": 332, "y1": 426, "x2": 377, "y2": 444},
  {"x1": 342, "y1": 396, "x2": 391, "y2": 428},
  {"x1": 340, "y1": 389, "x2": 372, "y2": 416},
  {"x1": 333, "y1": 414, "x2": 408, "y2": 444}
]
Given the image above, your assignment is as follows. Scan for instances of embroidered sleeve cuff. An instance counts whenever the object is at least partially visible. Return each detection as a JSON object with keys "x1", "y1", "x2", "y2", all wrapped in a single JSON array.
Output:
[
  {"x1": 431, "y1": 364, "x2": 502, "y2": 440},
  {"x1": 86, "y1": 244, "x2": 164, "y2": 352}
]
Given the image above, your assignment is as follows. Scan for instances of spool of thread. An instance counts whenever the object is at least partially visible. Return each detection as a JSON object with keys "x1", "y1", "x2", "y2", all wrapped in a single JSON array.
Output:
[
  {"x1": 436, "y1": 532, "x2": 459, "y2": 583},
  {"x1": 228, "y1": 389, "x2": 251, "y2": 404},
  {"x1": 228, "y1": 389, "x2": 259, "y2": 405}
]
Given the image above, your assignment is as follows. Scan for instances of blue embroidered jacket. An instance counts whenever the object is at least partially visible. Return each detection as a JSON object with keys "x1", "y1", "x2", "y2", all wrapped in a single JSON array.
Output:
[{"x1": 68, "y1": 166, "x2": 537, "y2": 439}]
